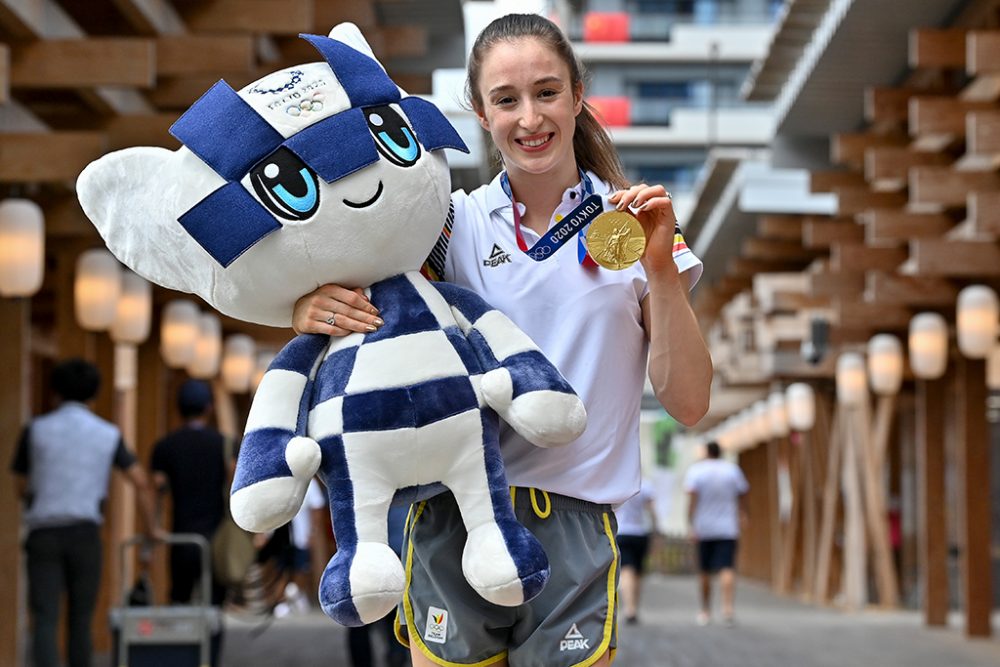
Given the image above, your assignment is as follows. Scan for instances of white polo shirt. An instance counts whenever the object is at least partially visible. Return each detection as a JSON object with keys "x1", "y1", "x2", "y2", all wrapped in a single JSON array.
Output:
[{"x1": 436, "y1": 171, "x2": 702, "y2": 505}]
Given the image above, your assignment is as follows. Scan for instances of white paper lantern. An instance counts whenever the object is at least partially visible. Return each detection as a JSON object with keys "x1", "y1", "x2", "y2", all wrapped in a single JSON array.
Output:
[
  {"x1": 0, "y1": 199, "x2": 44, "y2": 297},
  {"x1": 768, "y1": 390, "x2": 789, "y2": 438},
  {"x1": 221, "y1": 334, "x2": 256, "y2": 393},
  {"x1": 867, "y1": 334, "x2": 903, "y2": 396},
  {"x1": 110, "y1": 271, "x2": 152, "y2": 344},
  {"x1": 956, "y1": 285, "x2": 999, "y2": 359},
  {"x1": 161, "y1": 300, "x2": 200, "y2": 368},
  {"x1": 785, "y1": 383, "x2": 816, "y2": 431},
  {"x1": 908, "y1": 312, "x2": 948, "y2": 380},
  {"x1": 836, "y1": 352, "x2": 867, "y2": 406},
  {"x1": 187, "y1": 313, "x2": 222, "y2": 379},
  {"x1": 75, "y1": 249, "x2": 122, "y2": 331}
]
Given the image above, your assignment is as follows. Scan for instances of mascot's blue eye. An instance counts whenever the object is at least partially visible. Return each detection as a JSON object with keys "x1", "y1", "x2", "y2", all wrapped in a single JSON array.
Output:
[
  {"x1": 366, "y1": 105, "x2": 420, "y2": 167},
  {"x1": 250, "y1": 147, "x2": 320, "y2": 221}
]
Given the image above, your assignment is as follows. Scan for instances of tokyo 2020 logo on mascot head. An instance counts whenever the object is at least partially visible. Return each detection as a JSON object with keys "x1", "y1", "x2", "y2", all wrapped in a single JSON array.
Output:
[{"x1": 77, "y1": 23, "x2": 587, "y2": 626}]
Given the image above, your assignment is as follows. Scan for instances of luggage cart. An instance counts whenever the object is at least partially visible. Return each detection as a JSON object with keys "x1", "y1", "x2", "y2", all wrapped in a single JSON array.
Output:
[{"x1": 110, "y1": 533, "x2": 222, "y2": 667}]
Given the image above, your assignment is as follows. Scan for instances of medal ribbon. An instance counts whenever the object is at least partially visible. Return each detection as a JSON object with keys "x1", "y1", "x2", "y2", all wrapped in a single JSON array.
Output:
[{"x1": 502, "y1": 170, "x2": 602, "y2": 265}]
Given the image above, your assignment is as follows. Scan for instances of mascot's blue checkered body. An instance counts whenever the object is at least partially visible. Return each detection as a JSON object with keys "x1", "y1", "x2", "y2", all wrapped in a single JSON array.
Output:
[{"x1": 77, "y1": 24, "x2": 587, "y2": 626}]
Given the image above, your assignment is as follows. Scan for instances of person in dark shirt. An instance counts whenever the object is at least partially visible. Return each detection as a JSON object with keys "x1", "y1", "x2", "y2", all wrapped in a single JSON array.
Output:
[{"x1": 151, "y1": 379, "x2": 228, "y2": 608}]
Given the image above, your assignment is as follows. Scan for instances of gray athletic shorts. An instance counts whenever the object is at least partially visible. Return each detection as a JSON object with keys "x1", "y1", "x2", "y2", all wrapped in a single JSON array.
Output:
[{"x1": 395, "y1": 488, "x2": 620, "y2": 667}]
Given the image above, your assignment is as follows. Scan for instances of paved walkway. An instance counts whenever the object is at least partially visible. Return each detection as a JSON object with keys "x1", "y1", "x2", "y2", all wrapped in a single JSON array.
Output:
[{"x1": 105, "y1": 575, "x2": 1000, "y2": 667}]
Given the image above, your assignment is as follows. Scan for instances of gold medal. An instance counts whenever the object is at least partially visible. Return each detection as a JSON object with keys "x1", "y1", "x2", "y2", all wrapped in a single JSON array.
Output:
[{"x1": 585, "y1": 211, "x2": 646, "y2": 270}]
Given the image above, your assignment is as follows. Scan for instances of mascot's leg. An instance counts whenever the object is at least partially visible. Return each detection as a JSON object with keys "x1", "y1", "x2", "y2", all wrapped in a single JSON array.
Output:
[
  {"x1": 317, "y1": 431, "x2": 405, "y2": 627},
  {"x1": 439, "y1": 410, "x2": 550, "y2": 607},
  {"x1": 230, "y1": 335, "x2": 328, "y2": 533}
]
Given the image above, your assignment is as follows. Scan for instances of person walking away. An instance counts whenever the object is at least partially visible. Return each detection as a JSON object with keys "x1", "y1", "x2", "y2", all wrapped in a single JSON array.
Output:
[
  {"x1": 615, "y1": 478, "x2": 659, "y2": 624},
  {"x1": 684, "y1": 441, "x2": 748, "y2": 626},
  {"x1": 11, "y1": 358, "x2": 162, "y2": 667},
  {"x1": 151, "y1": 379, "x2": 228, "y2": 664}
]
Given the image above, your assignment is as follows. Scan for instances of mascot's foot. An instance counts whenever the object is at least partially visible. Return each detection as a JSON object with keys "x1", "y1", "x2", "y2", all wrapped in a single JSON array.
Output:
[
  {"x1": 320, "y1": 542, "x2": 405, "y2": 626},
  {"x1": 462, "y1": 522, "x2": 549, "y2": 607}
]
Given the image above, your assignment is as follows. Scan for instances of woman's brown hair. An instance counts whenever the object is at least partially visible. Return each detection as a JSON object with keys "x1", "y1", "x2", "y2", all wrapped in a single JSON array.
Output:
[{"x1": 465, "y1": 13, "x2": 629, "y2": 190}]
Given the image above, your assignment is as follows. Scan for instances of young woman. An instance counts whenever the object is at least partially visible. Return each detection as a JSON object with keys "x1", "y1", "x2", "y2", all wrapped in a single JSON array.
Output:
[{"x1": 294, "y1": 14, "x2": 712, "y2": 667}]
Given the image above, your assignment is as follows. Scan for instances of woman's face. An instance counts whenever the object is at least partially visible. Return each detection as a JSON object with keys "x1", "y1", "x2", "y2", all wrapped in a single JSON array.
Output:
[{"x1": 474, "y1": 37, "x2": 583, "y2": 184}]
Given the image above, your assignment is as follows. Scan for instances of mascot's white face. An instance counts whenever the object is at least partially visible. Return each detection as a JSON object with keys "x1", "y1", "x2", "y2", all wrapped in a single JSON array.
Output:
[{"x1": 78, "y1": 24, "x2": 467, "y2": 326}]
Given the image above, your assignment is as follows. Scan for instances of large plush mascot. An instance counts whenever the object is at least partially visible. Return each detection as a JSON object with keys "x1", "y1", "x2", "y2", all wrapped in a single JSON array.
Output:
[{"x1": 77, "y1": 24, "x2": 587, "y2": 626}]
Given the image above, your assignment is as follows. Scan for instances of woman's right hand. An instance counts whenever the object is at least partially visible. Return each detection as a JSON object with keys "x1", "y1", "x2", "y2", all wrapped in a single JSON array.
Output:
[{"x1": 292, "y1": 284, "x2": 383, "y2": 336}]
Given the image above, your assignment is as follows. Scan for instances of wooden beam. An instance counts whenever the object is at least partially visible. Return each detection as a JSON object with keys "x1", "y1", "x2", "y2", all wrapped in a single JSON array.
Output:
[
  {"x1": 960, "y1": 72, "x2": 1000, "y2": 102},
  {"x1": 909, "y1": 97, "x2": 995, "y2": 150},
  {"x1": 967, "y1": 190, "x2": 1000, "y2": 236},
  {"x1": 742, "y1": 238, "x2": 820, "y2": 263},
  {"x1": 864, "y1": 146, "x2": 951, "y2": 191},
  {"x1": 727, "y1": 257, "x2": 802, "y2": 278},
  {"x1": 803, "y1": 219, "x2": 864, "y2": 248},
  {"x1": 757, "y1": 215, "x2": 803, "y2": 241},
  {"x1": 865, "y1": 86, "x2": 915, "y2": 127},
  {"x1": 829, "y1": 243, "x2": 906, "y2": 273},
  {"x1": 10, "y1": 39, "x2": 155, "y2": 88},
  {"x1": 909, "y1": 28, "x2": 966, "y2": 69},
  {"x1": 903, "y1": 239, "x2": 1000, "y2": 277},
  {"x1": 909, "y1": 166, "x2": 1000, "y2": 208},
  {"x1": 810, "y1": 170, "x2": 866, "y2": 193},
  {"x1": 807, "y1": 270, "x2": 865, "y2": 299},
  {"x1": 314, "y1": 0, "x2": 376, "y2": 28},
  {"x1": 379, "y1": 26, "x2": 429, "y2": 60},
  {"x1": 111, "y1": 0, "x2": 186, "y2": 35},
  {"x1": 832, "y1": 132, "x2": 907, "y2": 171},
  {"x1": 0, "y1": 132, "x2": 107, "y2": 182},
  {"x1": 181, "y1": 0, "x2": 313, "y2": 34},
  {"x1": 833, "y1": 300, "x2": 911, "y2": 331},
  {"x1": 966, "y1": 30, "x2": 1000, "y2": 75},
  {"x1": 104, "y1": 113, "x2": 181, "y2": 151},
  {"x1": 956, "y1": 110, "x2": 1000, "y2": 171},
  {"x1": 864, "y1": 272, "x2": 958, "y2": 307},
  {"x1": 859, "y1": 209, "x2": 953, "y2": 243},
  {"x1": 833, "y1": 187, "x2": 906, "y2": 216},
  {"x1": 954, "y1": 357, "x2": 993, "y2": 637},
  {"x1": 156, "y1": 35, "x2": 254, "y2": 76}
]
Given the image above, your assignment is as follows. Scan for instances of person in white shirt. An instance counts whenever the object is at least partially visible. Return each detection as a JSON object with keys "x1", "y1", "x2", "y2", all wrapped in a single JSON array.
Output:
[
  {"x1": 292, "y1": 13, "x2": 712, "y2": 667},
  {"x1": 614, "y1": 478, "x2": 658, "y2": 624},
  {"x1": 684, "y1": 441, "x2": 749, "y2": 626}
]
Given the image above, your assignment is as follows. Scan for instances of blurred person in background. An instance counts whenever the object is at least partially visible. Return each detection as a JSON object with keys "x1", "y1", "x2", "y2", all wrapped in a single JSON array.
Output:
[
  {"x1": 614, "y1": 478, "x2": 659, "y2": 625},
  {"x1": 684, "y1": 441, "x2": 748, "y2": 627}
]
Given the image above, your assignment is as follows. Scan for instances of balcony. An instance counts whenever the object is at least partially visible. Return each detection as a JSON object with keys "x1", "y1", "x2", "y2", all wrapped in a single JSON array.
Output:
[{"x1": 588, "y1": 96, "x2": 774, "y2": 145}]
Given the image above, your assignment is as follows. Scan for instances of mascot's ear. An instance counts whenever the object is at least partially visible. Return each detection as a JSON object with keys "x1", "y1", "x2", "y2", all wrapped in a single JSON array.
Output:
[
  {"x1": 327, "y1": 22, "x2": 379, "y2": 61},
  {"x1": 76, "y1": 146, "x2": 221, "y2": 298}
]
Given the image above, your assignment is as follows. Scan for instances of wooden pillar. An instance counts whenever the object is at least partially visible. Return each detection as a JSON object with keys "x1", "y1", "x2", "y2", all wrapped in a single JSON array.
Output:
[
  {"x1": 137, "y1": 338, "x2": 169, "y2": 602},
  {"x1": 841, "y1": 404, "x2": 868, "y2": 610},
  {"x1": 916, "y1": 376, "x2": 948, "y2": 626},
  {"x1": 94, "y1": 335, "x2": 118, "y2": 653},
  {"x1": 815, "y1": 404, "x2": 843, "y2": 603},
  {"x1": 767, "y1": 438, "x2": 783, "y2": 589},
  {"x1": 777, "y1": 435, "x2": 801, "y2": 595},
  {"x1": 861, "y1": 396, "x2": 900, "y2": 607},
  {"x1": 0, "y1": 298, "x2": 30, "y2": 667},
  {"x1": 954, "y1": 356, "x2": 993, "y2": 637}
]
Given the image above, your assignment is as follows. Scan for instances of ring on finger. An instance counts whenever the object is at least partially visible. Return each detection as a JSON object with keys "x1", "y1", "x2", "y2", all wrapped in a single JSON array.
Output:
[{"x1": 325, "y1": 314, "x2": 336, "y2": 326}]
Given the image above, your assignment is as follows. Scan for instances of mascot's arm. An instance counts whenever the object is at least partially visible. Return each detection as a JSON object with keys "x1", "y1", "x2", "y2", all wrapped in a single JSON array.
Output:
[
  {"x1": 230, "y1": 334, "x2": 328, "y2": 532},
  {"x1": 433, "y1": 282, "x2": 586, "y2": 448}
]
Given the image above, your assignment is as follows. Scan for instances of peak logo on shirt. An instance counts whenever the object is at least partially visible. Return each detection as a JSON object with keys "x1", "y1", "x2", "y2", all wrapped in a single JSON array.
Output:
[
  {"x1": 483, "y1": 243, "x2": 512, "y2": 267},
  {"x1": 559, "y1": 623, "x2": 589, "y2": 651}
]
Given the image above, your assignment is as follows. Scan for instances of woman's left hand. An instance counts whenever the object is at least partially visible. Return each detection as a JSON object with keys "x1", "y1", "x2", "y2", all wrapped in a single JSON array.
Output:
[{"x1": 608, "y1": 183, "x2": 680, "y2": 279}]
